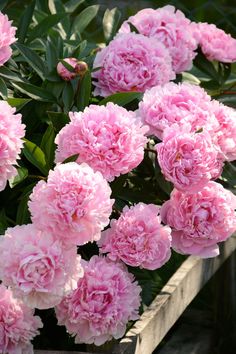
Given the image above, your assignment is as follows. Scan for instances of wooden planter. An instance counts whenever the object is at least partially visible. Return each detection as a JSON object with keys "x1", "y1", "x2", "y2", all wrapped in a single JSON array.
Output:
[{"x1": 35, "y1": 235, "x2": 236, "y2": 354}]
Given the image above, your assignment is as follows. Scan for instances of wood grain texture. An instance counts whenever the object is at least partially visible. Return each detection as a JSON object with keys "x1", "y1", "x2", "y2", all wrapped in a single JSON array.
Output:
[{"x1": 112, "y1": 235, "x2": 236, "y2": 354}]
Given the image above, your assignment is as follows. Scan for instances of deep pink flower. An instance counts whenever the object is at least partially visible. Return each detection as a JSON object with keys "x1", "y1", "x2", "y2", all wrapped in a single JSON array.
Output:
[
  {"x1": 98, "y1": 203, "x2": 172, "y2": 270},
  {"x1": 28, "y1": 162, "x2": 113, "y2": 246},
  {"x1": 57, "y1": 58, "x2": 79, "y2": 81},
  {"x1": 55, "y1": 103, "x2": 148, "y2": 181},
  {"x1": 0, "y1": 285, "x2": 42, "y2": 354},
  {"x1": 0, "y1": 224, "x2": 84, "y2": 309},
  {"x1": 92, "y1": 32, "x2": 175, "y2": 97},
  {"x1": 0, "y1": 12, "x2": 16, "y2": 66},
  {"x1": 161, "y1": 182, "x2": 236, "y2": 258},
  {"x1": 193, "y1": 22, "x2": 236, "y2": 63},
  {"x1": 119, "y1": 6, "x2": 197, "y2": 73},
  {"x1": 156, "y1": 127, "x2": 223, "y2": 192},
  {"x1": 0, "y1": 101, "x2": 25, "y2": 191},
  {"x1": 138, "y1": 82, "x2": 218, "y2": 139},
  {"x1": 55, "y1": 256, "x2": 141, "y2": 346}
]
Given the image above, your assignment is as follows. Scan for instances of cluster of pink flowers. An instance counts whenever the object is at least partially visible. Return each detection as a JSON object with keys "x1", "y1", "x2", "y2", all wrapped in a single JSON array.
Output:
[
  {"x1": 98, "y1": 203, "x2": 172, "y2": 270},
  {"x1": 55, "y1": 103, "x2": 148, "y2": 181},
  {"x1": 161, "y1": 182, "x2": 236, "y2": 258},
  {"x1": 0, "y1": 12, "x2": 16, "y2": 66},
  {"x1": 0, "y1": 285, "x2": 42, "y2": 353},
  {"x1": 0, "y1": 101, "x2": 25, "y2": 191},
  {"x1": 55, "y1": 256, "x2": 141, "y2": 345}
]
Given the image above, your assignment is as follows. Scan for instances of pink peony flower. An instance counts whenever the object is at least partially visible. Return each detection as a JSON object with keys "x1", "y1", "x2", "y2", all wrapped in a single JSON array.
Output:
[
  {"x1": 28, "y1": 162, "x2": 113, "y2": 246},
  {"x1": 193, "y1": 22, "x2": 236, "y2": 63},
  {"x1": 98, "y1": 203, "x2": 172, "y2": 270},
  {"x1": 0, "y1": 224, "x2": 84, "y2": 309},
  {"x1": 156, "y1": 127, "x2": 223, "y2": 192},
  {"x1": 119, "y1": 6, "x2": 198, "y2": 73},
  {"x1": 57, "y1": 58, "x2": 88, "y2": 81},
  {"x1": 211, "y1": 101, "x2": 236, "y2": 161},
  {"x1": 55, "y1": 103, "x2": 148, "y2": 181},
  {"x1": 138, "y1": 82, "x2": 218, "y2": 140},
  {"x1": 0, "y1": 101, "x2": 25, "y2": 191},
  {"x1": 161, "y1": 182, "x2": 236, "y2": 258},
  {"x1": 0, "y1": 12, "x2": 16, "y2": 66},
  {"x1": 92, "y1": 32, "x2": 175, "y2": 97},
  {"x1": 55, "y1": 256, "x2": 141, "y2": 346},
  {"x1": 0, "y1": 285, "x2": 42, "y2": 354}
]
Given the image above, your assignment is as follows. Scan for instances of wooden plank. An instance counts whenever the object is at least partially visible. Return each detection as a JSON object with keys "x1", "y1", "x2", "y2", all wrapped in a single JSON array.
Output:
[{"x1": 112, "y1": 235, "x2": 236, "y2": 354}]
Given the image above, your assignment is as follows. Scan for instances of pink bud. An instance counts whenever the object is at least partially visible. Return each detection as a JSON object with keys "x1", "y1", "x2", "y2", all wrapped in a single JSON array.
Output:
[{"x1": 57, "y1": 57, "x2": 78, "y2": 81}]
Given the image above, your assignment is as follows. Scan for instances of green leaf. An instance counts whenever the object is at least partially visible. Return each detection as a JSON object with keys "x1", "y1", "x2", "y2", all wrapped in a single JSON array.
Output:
[
  {"x1": 0, "y1": 66, "x2": 23, "y2": 82},
  {"x1": 7, "y1": 98, "x2": 31, "y2": 111},
  {"x1": 9, "y1": 167, "x2": 28, "y2": 188},
  {"x1": 14, "y1": 43, "x2": 45, "y2": 80},
  {"x1": 65, "y1": 0, "x2": 85, "y2": 13},
  {"x1": 0, "y1": 209, "x2": 8, "y2": 235},
  {"x1": 12, "y1": 82, "x2": 55, "y2": 102},
  {"x1": 47, "y1": 111, "x2": 69, "y2": 131},
  {"x1": 46, "y1": 36, "x2": 58, "y2": 72},
  {"x1": 0, "y1": 0, "x2": 8, "y2": 11},
  {"x1": 17, "y1": 1, "x2": 36, "y2": 43},
  {"x1": 62, "y1": 81, "x2": 74, "y2": 111},
  {"x1": 103, "y1": 8, "x2": 121, "y2": 42},
  {"x1": 40, "y1": 124, "x2": 56, "y2": 168},
  {"x1": 27, "y1": 13, "x2": 66, "y2": 43},
  {"x1": 16, "y1": 193, "x2": 31, "y2": 225},
  {"x1": 76, "y1": 71, "x2": 91, "y2": 111},
  {"x1": 222, "y1": 162, "x2": 236, "y2": 186},
  {"x1": 127, "y1": 22, "x2": 139, "y2": 34},
  {"x1": 72, "y1": 5, "x2": 99, "y2": 34},
  {"x1": 216, "y1": 94, "x2": 236, "y2": 107},
  {"x1": 99, "y1": 92, "x2": 143, "y2": 106},
  {"x1": 62, "y1": 153, "x2": 79, "y2": 163},
  {"x1": 0, "y1": 77, "x2": 7, "y2": 99},
  {"x1": 194, "y1": 51, "x2": 219, "y2": 82},
  {"x1": 23, "y1": 139, "x2": 48, "y2": 175}
]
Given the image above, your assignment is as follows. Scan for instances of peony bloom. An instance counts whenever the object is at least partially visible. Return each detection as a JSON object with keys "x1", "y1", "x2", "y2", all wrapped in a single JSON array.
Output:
[
  {"x1": 55, "y1": 256, "x2": 141, "y2": 346},
  {"x1": 193, "y1": 22, "x2": 236, "y2": 63},
  {"x1": 211, "y1": 101, "x2": 236, "y2": 161},
  {"x1": 55, "y1": 103, "x2": 148, "y2": 181},
  {"x1": 156, "y1": 127, "x2": 223, "y2": 193},
  {"x1": 161, "y1": 181, "x2": 236, "y2": 258},
  {"x1": 28, "y1": 162, "x2": 113, "y2": 246},
  {"x1": 0, "y1": 101, "x2": 25, "y2": 191},
  {"x1": 0, "y1": 12, "x2": 16, "y2": 66},
  {"x1": 98, "y1": 203, "x2": 172, "y2": 270},
  {"x1": 0, "y1": 224, "x2": 84, "y2": 309},
  {"x1": 119, "y1": 6, "x2": 197, "y2": 73},
  {"x1": 57, "y1": 58, "x2": 88, "y2": 81},
  {"x1": 138, "y1": 82, "x2": 218, "y2": 140},
  {"x1": 92, "y1": 32, "x2": 175, "y2": 97},
  {"x1": 0, "y1": 285, "x2": 42, "y2": 354}
]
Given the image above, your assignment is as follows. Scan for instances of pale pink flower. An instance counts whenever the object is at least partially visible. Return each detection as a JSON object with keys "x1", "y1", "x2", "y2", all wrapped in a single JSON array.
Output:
[
  {"x1": 119, "y1": 6, "x2": 198, "y2": 73},
  {"x1": 193, "y1": 22, "x2": 236, "y2": 63},
  {"x1": 55, "y1": 103, "x2": 148, "y2": 181},
  {"x1": 0, "y1": 285, "x2": 42, "y2": 354},
  {"x1": 92, "y1": 32, "x2": 175, "y2": 97},
  {"x1": 0, "y1": 224, "x2": 84, "y2": 309},
  {"x1": 28, "y1": 162, "x2": 113, "y2": 246},
  {"x1": 0, "y1": 101, "x2": 25, "y2": 191},
  {"x1": 0, "y1": 12, "x2": 16, "y2": 66},
  {"x1": 55, "y1": 256, "x2": 141, "y2": 346},
  {"x1": 161, "y1": 181, "x2": 236, "y2": 258},
  {"x1": 138, "y1": 82, "x2": 218, "y2": 139},
  {"x1": 156, "y1": 127, "x2": 223, "y2": 192},
  {"x1": 98, "y1": 203, "x2": 172, "y2": 270},
  {"x1": 211, "y1": 101, "x2": 236, "y2": 161}
]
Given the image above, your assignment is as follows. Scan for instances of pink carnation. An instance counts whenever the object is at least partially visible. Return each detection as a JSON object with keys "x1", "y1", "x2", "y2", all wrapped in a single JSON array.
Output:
[
  {"x1": 211, "y1": 101, "x2": 236, "y2": 161},
  {"x1": 98, "y1": 203, "x2": 172, "y2": 270},
  {"x1": 161, "y1": 182, "x2": 236, "y2": 258},
  {"x1": 0, "y1": 12, "x2": 16, "y2": 66},
  {"x1": 92, "y1": 32, "x2": 175, "y2": 97},
  {"x1": 0, "y1": 285, "x2": 42, "y2": 354},
  {"x1": 0, "y1": 101, "x2": 25, "y2": 191},
  {"x1": 55, "y1": 103, "x2": 148, "y2": 181},
  {"x1": 0, "y1": 224, "x2": 83, "y2": 309},
  {"x1": 119, "y1": 6, "x2": 197, "y2": 73},
  {"x1": 156, "y1": 127, "x2": 223, "y2": 192},
  {"x1": 193, "y1": 22, "x2": 236, "y2": 63},
  {"x1": 55, "y1": 256, "x2": 141, "y2": 346},
  {"x1": 138, "y1": 82, "x2": 218, "y2": 139},
  {"x1": 28, "y1": 162, "x2": 113, "y2": 246}
]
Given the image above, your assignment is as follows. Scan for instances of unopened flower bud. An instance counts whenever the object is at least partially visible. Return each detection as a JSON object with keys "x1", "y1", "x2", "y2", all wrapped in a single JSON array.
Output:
[
  {"x1": 75, "y1": 61, "x2": 88, "y2": 76},
  {"x1": 57, "y1": 58, "x2": 78, "y2": 81}
]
